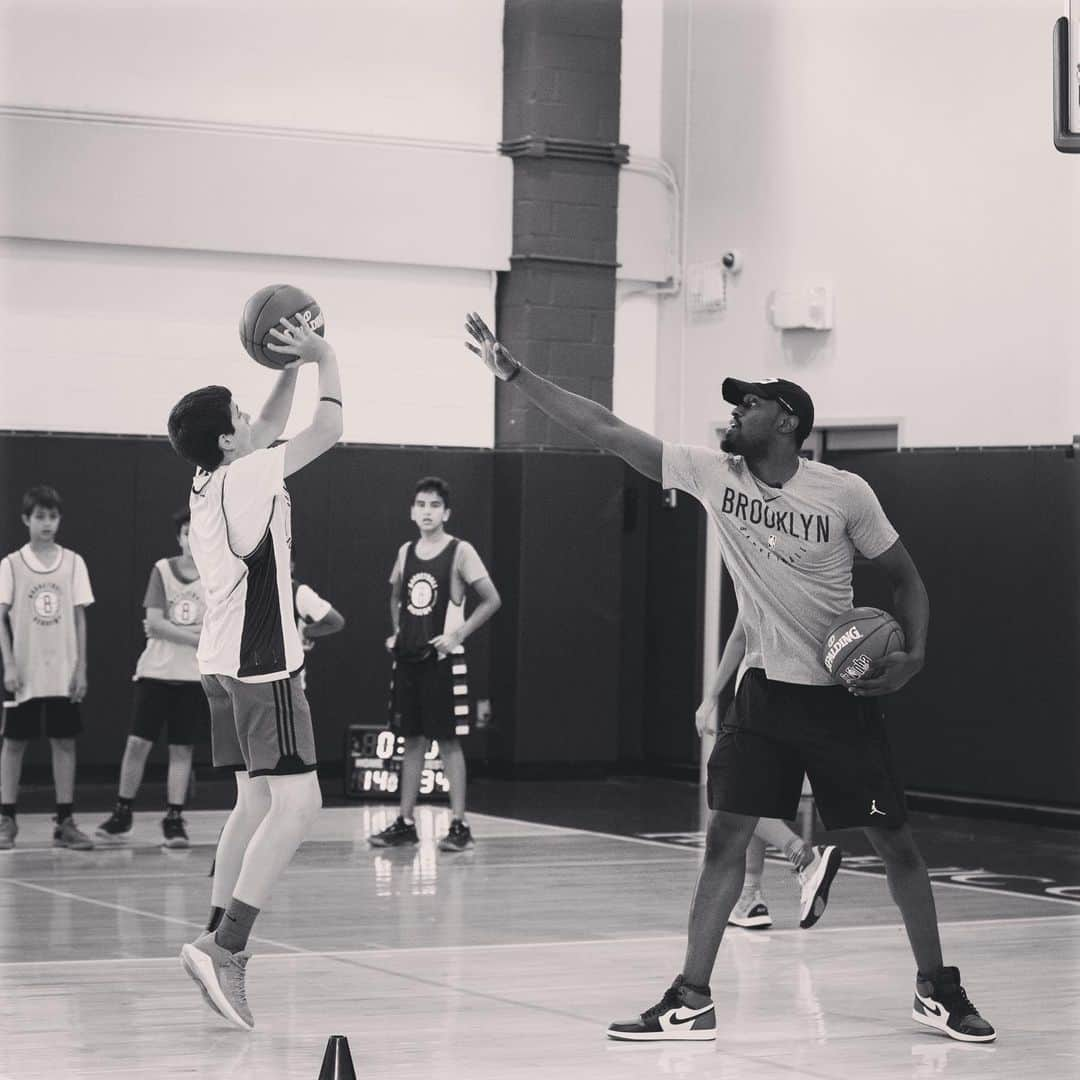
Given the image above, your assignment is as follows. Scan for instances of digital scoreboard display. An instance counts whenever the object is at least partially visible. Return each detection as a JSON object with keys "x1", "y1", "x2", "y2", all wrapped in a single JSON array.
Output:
[{"x1": 345, "y1": 724, "x2": 450, "y2": 799}]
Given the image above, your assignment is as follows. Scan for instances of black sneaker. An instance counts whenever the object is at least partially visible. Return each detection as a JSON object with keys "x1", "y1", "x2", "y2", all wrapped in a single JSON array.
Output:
[
  {"x1": 368, "y1": 816, "x2": 419, "y2": 848},
  {"x1": 607, "y1": 976, "x2": 717, "y2": 1041},
  {"x1": 96, "y1": 806, "x2": 133, "y2": 842},
  {"x1": 913, "y1": 966, "x2": 996, "y2": 1042},
  {"x1": 438, "y1": 819, "x2": 475, "y2": 852},
  {"x1": 162, "y1": 815, "x2": 190, "y2": 849}
]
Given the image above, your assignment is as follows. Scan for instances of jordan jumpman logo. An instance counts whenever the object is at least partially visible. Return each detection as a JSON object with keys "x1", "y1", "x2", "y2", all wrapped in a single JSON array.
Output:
[{"x1": 869, "y1": 800, "x2": 886, "y2": 816}]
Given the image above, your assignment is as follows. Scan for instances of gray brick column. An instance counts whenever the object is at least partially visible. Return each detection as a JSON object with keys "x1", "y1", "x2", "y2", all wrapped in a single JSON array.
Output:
[{"x1": 497, "y1": 0, "x2": 627, "y2": 448}]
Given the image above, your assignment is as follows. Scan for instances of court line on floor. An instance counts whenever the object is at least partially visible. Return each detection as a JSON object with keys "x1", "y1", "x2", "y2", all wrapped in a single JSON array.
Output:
[
  {"x1": 0, "y1": 876, "x2": 321, "y2": 954},
  {"x1": 3, "y1": 912, "x2": 1076, "y2": 970},
  {"x1": 1, "y1": 856, "x2": 698, "y2": 884},
  {"x1": 7, "y1": 808, "x2": 1074, "y2": 909},
  {"x1": 6, "y1": 808, "x2": 1076, "y2": 909},
  {"x1": 504, "y1": 818, "x2": 1080, "y2": 907},
  {"x1": 0, "y1": 830, "x2": 601, "y2": 855}
]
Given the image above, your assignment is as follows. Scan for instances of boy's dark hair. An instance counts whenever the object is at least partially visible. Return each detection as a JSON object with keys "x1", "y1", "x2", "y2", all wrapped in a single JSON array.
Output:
[
  {"x1": 413, "y1": 476, "x2": 450, "y2": 508},
  {"x1": 167, "y1": 385, "x2": 234, "y2": 472},
  {"x1": 21, "y1": 485, "x2": 62, "y2": 517},
  {"x1": 171, "y1": 507, "x2": 191, "y2": 532}
]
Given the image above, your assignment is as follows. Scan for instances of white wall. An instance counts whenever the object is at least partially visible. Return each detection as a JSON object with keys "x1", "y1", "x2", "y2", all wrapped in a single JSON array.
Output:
[
  {"x1": 1, "y1": 0, "x2": 502, "y2": 143},
  {"x1": 0, "y1": 0, "x2": 507, "y2": 444},
  {"x1": 0, "y1": 238, "x2": 495, "y2": 444},
  {"x1": 616, "y1": 0, "x2": 670, "y2": 433},
  {"x1": 657, "y1": 0, "x2": 1080, "y2": 449}
]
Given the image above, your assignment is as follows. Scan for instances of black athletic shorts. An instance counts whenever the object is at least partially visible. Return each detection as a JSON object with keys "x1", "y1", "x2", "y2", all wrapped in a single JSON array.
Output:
[
  {"x1": 389, "y1": 651, "x2": 471, "y2": 740},
  {"x1": 131, "y1": 678, "x2": 211, "y2": 746},
  {"x1": 707, "y1": 668, "x2": 907, "y2": 830},
  {"x1": 2, "y1": 697, "x2": 82, "y2": 740}
]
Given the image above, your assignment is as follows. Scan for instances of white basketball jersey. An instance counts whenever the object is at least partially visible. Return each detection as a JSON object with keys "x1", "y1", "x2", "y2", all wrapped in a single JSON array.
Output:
[
  {"x1": 187, "y1": 445, "x2": 303, "y2": 683},
  {"x1": 5, "y1": 548, "x2": 79, "y2": 703},
  {"x1": 134, "y1": 558, "x2": 204, "y2": 682}
]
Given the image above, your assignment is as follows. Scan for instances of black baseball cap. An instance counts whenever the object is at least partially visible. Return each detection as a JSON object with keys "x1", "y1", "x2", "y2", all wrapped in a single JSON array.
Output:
[{"x1": 722, "y1": 377, "x2": 815, "y2": 442}]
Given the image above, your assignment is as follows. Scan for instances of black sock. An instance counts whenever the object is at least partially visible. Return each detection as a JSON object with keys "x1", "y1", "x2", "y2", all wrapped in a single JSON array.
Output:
[
  {"x1": 214, "y1": 898, "x2": 260, "y2": 954},
  {"x1": 206, "y1": 906, "x2": 225, "y2": 933},
  {"x1": 55, "y1": 803, "x2": 73, "y2": 823},
  {"x1": 1, "y1": 804, "x2": 15, "y2": 821},
  {"x1": 117, "y1": 797, "x2": 133, "y2": 812},
  {"x1": 166, "y1": 804, "x2": 184, "y2": 818}
]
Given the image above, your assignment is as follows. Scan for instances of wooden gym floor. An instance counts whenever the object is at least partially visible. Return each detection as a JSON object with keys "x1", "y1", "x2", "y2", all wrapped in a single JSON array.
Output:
[{"x1": 0, "y1": 797, "x2": 1076, "y2": 1079}]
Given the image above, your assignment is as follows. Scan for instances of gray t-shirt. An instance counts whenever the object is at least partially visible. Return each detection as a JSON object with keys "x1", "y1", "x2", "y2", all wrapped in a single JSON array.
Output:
[{"x1": 663, "y1": 444, "x2": 899, "y2": 686}]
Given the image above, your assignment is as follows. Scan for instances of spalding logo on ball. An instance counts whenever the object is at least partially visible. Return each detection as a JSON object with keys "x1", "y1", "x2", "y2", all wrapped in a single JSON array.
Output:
[
  {"x1": 239, "y1": 284, "x2": 326, "y2": 369},
  {"x1": 822, "y1": 607, "x2": 905, "y2": 688}
]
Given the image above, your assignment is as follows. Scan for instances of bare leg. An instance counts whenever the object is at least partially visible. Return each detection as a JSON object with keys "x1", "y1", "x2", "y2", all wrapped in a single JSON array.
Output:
[
  {"x1": 166, "y1": 744, "x2": 194, "y2": 806},
  {"x1": 0, "y1": 738, "x2": 27, "y2": 805},
  {"x1": 117, "y1": 735, "x2": 153, "y2": 801},
  {"x1": 754, "y1": 817, "x2": 814, "y2": 871},
  {"x1": 865, "y1": 824, "x2": 943, "y2": 974},
  {"x1": 231, "y1": 772, "x2": 322, "y2": 907},
  {"x1": 682, "y1": 810, "x2": 758, "y2": 986},
  {"x1": 49, "y1": 737, "x2": 76, "y2": 804},
  {"x1": 397, "y1": 735, "x2": 427, "y2": 820},
  {"x1": 210, "y1": 772, "x2": 272, "y2": 909},
  {"x1": 439, "y1": 737, "x2": 466, "y2": 819},
  {"x1": 743, "y1": 834, "x2": 766, "y2": 890}
]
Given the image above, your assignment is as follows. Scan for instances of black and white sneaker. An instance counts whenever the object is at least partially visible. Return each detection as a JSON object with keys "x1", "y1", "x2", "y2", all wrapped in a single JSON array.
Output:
[
  {"x1": 368, "y1": 816, "x2": 419, "y2": 848},
  {"x1": 161, "y1": 814, "x2": 190, "y2": 849},
  {"x1": 95, "y1": 806, "x2": 133, "y2": 842},
  {"x1": 797, "y1": 844, "x2": 842, "y2": 928},
  {"x1": 913, "y1": 966, "x2": 996, "y2": 1042},
  {"x1": 438, "y1": 819, "x2": 475, "y2": 852},
  {"x1": 607, "y1": 976, "x2": 717, "y2": 1042}
]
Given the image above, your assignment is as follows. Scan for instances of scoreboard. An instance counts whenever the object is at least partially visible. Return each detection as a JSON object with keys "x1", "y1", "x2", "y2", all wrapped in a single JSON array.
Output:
[{"x1": 345, "y1": 724, "x2": 450, "y2": 799}]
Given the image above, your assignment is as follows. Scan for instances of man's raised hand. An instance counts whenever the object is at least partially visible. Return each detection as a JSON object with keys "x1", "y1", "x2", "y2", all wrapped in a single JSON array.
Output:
[{"x1": 464, "y1": 313, "x2": 522, "y2": 382}]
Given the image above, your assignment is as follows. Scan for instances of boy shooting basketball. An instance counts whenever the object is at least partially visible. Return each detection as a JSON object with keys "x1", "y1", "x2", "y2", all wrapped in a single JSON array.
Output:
[
  {"x1": 167, "y1": 315, "x2": 341, "y2": 1030},
  {"x1": 464, "y1": 312, "x2": 994, "y2": 1044}
]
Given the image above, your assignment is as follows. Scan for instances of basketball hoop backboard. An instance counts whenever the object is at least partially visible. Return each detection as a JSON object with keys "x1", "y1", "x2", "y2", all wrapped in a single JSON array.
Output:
[{"x1": 1054, "y1": 5, "x2": 1080, "y2": 152}]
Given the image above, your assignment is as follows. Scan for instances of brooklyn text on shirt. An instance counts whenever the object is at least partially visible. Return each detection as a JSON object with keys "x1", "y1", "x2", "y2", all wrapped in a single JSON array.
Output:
[{"x1": 719, "y1": 488, "x2": 832, "y2": 544}]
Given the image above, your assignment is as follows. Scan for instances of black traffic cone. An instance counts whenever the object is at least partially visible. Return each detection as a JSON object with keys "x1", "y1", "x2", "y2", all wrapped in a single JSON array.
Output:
[{"x1": 318, "y1": 1035, "x2": 357, "y2": 1080}]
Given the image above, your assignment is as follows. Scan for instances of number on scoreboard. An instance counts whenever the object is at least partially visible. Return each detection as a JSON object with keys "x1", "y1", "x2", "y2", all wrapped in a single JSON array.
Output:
[{"x1": 345, "y1": 723, "x2": 451, "y2": 801}]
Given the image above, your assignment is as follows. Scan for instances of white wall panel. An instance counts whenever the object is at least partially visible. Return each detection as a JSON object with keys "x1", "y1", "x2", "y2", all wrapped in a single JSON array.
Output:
[
  {"x1": 0, "y1": 238, "x2": 495, "y2": 446},
  {"x1": 0, "y1": 0, "x2": 503, "y2": 145},
  {"x1": 655, "y1": 0, "x2": 1080, "y2": 449},
  {"x1": 1, "y1": 112, "x2": 512, "y2": 271}
]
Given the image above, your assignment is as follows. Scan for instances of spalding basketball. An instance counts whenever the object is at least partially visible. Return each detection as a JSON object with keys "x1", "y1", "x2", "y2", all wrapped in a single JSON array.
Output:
[
  {"x1": 822, "y1": 607, "x2": 905, "y2": 687},
  {"x1": 239, "y1": 284, "x2": 325, "y2": 369}
]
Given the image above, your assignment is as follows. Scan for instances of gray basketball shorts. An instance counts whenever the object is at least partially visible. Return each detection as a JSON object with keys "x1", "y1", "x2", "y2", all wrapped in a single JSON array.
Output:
[{"x1": 200, "y1": 672, "x2": 317, "y2": 778}]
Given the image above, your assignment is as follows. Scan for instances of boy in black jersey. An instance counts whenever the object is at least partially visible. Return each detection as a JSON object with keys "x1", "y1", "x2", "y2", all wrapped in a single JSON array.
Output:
[{"x1": 369, "y1": 477, "x2": 500, "y2": 852}]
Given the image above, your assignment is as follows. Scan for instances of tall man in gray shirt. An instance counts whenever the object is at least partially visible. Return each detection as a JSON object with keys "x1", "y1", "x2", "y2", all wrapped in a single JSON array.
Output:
[{"x1": 464, "y1": 313, "x2": 995, "y2": 1046}]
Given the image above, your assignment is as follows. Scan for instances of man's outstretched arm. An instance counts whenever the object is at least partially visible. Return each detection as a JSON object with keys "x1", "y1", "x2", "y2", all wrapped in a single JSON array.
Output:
[{"x1": 465, "y1": 313, "x2": 662, "y2": 482}]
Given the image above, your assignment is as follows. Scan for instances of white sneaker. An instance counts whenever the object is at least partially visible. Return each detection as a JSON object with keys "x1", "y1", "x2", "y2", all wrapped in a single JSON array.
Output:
[
  {"x1": 180, "y1": 932, "x2": 254, "y2": 1030},
  {"x1": 727, "y1": 890, "x2": 773, "y2": 929},
  {"x1": 797, "y1": 844, "x2": 842, "y2": 928}
]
